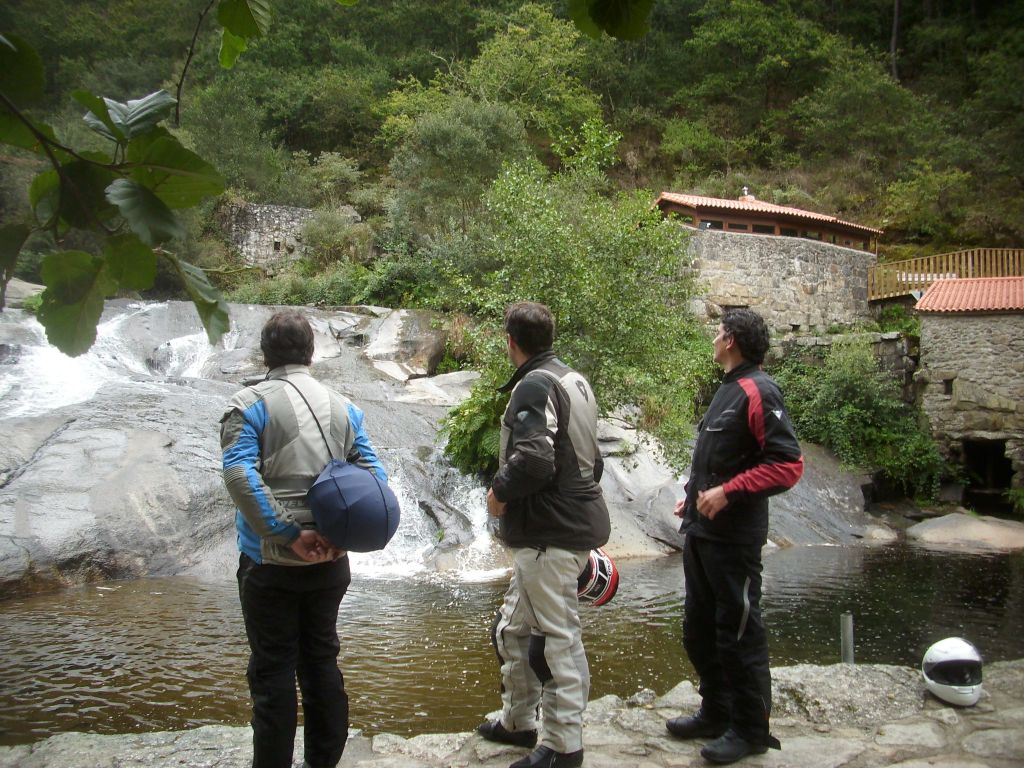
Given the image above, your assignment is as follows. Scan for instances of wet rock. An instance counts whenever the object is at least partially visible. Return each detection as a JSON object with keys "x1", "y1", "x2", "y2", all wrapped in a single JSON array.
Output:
[{"x1": 907, "y1": 512, "x2": 1024, "y2": 552}]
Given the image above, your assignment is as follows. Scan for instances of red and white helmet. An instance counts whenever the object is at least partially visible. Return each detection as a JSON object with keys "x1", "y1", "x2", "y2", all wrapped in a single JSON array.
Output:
[{"x1": 577, "y1": 548, "x2": 619, "y2": 606}]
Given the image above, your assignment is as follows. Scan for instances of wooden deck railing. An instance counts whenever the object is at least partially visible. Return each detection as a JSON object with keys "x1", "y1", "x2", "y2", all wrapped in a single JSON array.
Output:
[{"x1": 868, "y1": 248, "x2": 1024, "y2": 300}]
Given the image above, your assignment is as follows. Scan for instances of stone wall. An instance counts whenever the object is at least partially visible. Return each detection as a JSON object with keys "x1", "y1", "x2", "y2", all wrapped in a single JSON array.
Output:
[
  {"x1": 916, "y1": 312, "x2": 1024, "y2": 488},
  {"x1": 221, "y1": 202, "x2": 360, "y2": 273},
  {"x1": 686, "y1": 228, "x2": 877, "y2": 334}
]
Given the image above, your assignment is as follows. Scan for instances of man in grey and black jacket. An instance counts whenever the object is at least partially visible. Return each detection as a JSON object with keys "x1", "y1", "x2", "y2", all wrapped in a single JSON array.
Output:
[{"x1": 478, "y1": 302, "x2": 610, "y2": 768}]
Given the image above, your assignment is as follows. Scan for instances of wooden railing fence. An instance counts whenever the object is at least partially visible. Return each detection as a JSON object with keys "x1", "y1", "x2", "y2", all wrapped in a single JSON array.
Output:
[{"x1": 868, "y1": 248, "x2": 1024, "y2": 300}]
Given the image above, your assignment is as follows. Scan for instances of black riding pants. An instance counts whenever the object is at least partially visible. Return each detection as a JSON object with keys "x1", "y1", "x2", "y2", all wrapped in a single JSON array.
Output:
[
  {"x1": 237, "y1": 553, "x2": 351, "y2": 768},
  {"x1": 682, "y1": 534, "x2": 772, "y2": 743}
]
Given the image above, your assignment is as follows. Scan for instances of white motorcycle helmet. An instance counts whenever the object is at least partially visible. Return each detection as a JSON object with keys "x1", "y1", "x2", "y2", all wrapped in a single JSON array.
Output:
[
  {"x1": 921, "y1": 637, "x2": 983, "y2": 706},
  {"x1": 577, "y1": 548, "x2": 619, "y2": 606}
]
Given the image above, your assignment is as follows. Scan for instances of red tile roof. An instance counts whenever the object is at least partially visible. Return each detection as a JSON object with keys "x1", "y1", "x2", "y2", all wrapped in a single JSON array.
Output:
[
  {"x1": 656, "y1": 192, "x2": 883, "y2": 236},
  {"x1": 915, "y1": 276, "x2": 1024, "y2": 313}
]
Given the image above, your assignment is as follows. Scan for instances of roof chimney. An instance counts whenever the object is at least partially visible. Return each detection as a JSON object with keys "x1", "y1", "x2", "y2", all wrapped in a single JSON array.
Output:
[{"x1": 739, "y1": 186, "x2": 756, "y2": 202}]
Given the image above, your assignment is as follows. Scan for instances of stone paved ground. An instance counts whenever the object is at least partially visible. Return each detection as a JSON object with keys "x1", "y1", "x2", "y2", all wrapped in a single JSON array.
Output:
[{"x1": 2, "y1": 661, "x2": 1022, "y2": 768}]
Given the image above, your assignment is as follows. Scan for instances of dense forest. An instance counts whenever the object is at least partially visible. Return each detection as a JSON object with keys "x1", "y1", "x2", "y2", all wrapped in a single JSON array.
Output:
[
  {"x1": 3, "y1": 0, "x2": 1021, "y2": 255},
  {"x1": 1, "y1": 0, "x2": 1018, "y2": 490}
]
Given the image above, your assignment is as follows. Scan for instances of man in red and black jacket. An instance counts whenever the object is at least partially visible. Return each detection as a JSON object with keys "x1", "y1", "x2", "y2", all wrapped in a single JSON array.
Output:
[{"x1": 667, "y1": 308, "x2": 803, "y2": 765}]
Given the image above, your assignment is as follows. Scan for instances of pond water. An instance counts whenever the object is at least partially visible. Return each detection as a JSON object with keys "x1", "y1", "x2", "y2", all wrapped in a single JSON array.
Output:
[{"x1": 1, "y1": 543, "x2": 1021, "y2": 747}]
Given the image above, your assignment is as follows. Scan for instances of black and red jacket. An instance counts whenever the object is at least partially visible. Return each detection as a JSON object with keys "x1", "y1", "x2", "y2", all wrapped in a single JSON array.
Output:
[{"x1": 681, "y1": 360, "x2": 804, "y2": 545}]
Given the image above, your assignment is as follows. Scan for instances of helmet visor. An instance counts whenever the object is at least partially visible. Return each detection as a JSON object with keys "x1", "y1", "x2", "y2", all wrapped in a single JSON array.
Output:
[{"x1": 924, "y1": 659, "x2": 982, "y2": 686}]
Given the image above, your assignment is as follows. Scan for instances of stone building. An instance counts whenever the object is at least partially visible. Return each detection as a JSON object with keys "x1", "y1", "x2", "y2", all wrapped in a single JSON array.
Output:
[
  {"x1": 914, "y1": 276, "x2": 1024, "y2": 504},
  {"x1": 657, "y1": 189, "x2": 882, "y2": 253},
  {"x1": 221, "y1": 201, "x2": 360, "y2": 273},
  {"x1": 683, "y1": 227, "x2": 877, "y2": 334}
]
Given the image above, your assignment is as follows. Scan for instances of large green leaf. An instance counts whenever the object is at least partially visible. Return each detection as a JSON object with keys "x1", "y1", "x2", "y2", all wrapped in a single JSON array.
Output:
[
  {"x1": 58, "y1": 160, "x2": 120, "y2": 228},
  {"x1": 105, "y1": 179, "x2": 184, "y2": 245},
  {"x1": 567, "y1": 0, "x2": 653, "y2": 40},
  {"x1": 100, "y1": 91, "x2": 177, "y2": 141},
  {"x1": 37, "y1": 251, "x2": 117, "y2": 357},
  {"x1": 0, "y1": 111, "x2": 59, "y2": 154},
  {"x1": 103, "y1": 233, "x2": 157, "y2": 291},
  {"x1": 127, "y1": 131, "x2": 225, "y2": 208},
  {"x1": 0, "y1": 34, "x2": 45, "y2": 106},
  {"x1": 219, "y1": 28, "x2": 248, "y2": 69},
  {"x1": 29, "y1": 170, "x2": 60, "y2": 226},
  {"x1": 166, "y1": 254, "x2": 231, "y2": 345},
  {"x1": 73, "y1": 90, "x2": 127, "y2": 143},
  {"x1": 217, "y1": 0, "x2": 272, "y2": 40}
]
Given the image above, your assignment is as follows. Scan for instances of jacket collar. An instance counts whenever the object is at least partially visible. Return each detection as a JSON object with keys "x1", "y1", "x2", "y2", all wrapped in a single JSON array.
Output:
[
  {"x1": 722, "y1": 359, "x2": 760, "y2": 383},
  {"x1": 498, "y1": 350, "x2": 558, "y2": 393},
  {"x1": 266, "y1": 364, "x2": 312, "y2": 380}
]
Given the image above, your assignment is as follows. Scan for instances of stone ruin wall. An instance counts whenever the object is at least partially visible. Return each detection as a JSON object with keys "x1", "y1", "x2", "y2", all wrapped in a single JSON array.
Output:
[
  {"x1": 221, "y1": 202, "x2": 317, "y2": 273},
  {"x1": 916, "y1": 312, "x2": 1024, "y2": 487},
  {"x1": 686, "y1": 228, "x2": 877, "y2": 335}
]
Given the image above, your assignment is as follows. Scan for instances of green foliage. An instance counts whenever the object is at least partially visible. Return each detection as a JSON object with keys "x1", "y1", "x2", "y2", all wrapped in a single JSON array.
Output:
[
  {"x1": 883, "y1": 161, "x2": 973, "y2": 245},
  {"x1": 440, "y1": 366, "x2": 510, "y2": 477},
  {"x1": 1005, "y1": 488, "x2": 1024, "y2": 518},
  {"x1": 874, "y1": 304, "x2": 921, "y2": 336},
  {"x1": 0, "y1": 40, "x2": 229, "y2": 352},
  {"x1": 463, "y1": 4, "x2": 602, "y2": 139},
  {"x1": 771, "y1": 341, "x2": 945, "y2": 500},
  {"x1": 388, "y1": 96, "x2": 530, "y2": 234},
  {"x1": 439, "y1": 158, "x2": 716, "y2": 474},
  {"x1": 225, "y1": 260, "x2": 369, "y2": 307}
]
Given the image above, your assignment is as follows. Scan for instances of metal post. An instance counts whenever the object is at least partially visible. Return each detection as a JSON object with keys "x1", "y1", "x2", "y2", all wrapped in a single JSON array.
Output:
[{"x1": 841, "y1": 612, "x2": 855, "y2": 664}]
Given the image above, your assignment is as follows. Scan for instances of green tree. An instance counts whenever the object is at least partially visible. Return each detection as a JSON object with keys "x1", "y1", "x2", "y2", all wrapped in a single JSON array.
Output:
[
  {"x1": 771, "y1": 341, "x2": 945, "y2": 499},
  {"x1": 463, "y1": 4, "x2": 602, "y2": 140},
  {"x1": 439, "y1": 154, "x2": 715, "y2": 474},
  {"x1": 882, "y1": 160, "x2": 972, "y2": 245},
  {"x1": 388, "y1": 96, "x2": 530, "y2": 234}
]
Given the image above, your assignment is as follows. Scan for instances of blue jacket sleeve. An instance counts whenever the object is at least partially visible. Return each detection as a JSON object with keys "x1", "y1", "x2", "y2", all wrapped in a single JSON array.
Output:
[
  {"x1": 344, "y1": 402, "x2": 388, "y2": 483},
  {"x1": 220, "y1": 401, "x2": 301, "y2": 544}
]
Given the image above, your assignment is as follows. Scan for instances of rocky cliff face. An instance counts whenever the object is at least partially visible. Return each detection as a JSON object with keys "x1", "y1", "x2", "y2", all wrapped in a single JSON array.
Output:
[{"x1": 1, "y1": 298, "x2": 878, "y2": 599}]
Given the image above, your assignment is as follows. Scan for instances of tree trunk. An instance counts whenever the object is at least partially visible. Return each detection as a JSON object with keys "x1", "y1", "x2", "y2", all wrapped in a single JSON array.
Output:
[{"x1": 891, "y1": 0, "x2": 901, "y2": 81}]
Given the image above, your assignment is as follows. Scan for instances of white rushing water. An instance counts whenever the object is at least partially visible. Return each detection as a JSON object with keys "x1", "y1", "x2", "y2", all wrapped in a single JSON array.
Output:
[{"x1": 1, "y1": 302, "x2": 503, "y2": 583}]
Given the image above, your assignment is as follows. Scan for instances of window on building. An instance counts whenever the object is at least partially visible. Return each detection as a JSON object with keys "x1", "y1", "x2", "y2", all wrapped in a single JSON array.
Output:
[
  {"x1": 728, "y1": 223, "x2": 749, "y2": 231},
  {"x1": 780, "y1": 227, "x2": 798, "y2": 237},
  {"x1": 274, "y1": 241, "x2": 281, "y2": 252},
  {"x1": 752, "y1": 224, "x2": 774, "y2": 234},
  {"x1": 703, "y1": 220, "x2": 724, "y2": 230},
  {"x1": 943, "y1": 378, "x2": 954, "y2": 396}
]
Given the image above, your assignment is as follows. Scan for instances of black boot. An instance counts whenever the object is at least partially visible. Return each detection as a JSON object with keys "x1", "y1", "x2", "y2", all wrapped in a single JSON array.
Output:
[
  {"x1": 509, "y1": 745, "x2": 584, "y2": 768},
  {"x1": 477, "y1": 720, "x2": 538, "y2": 748},
  {"x1": 700, "y1": 728, "x2": 768, "y2": 764},
  {"x1": 665, "y1": 710, "x2": 728, "y2": 740}
]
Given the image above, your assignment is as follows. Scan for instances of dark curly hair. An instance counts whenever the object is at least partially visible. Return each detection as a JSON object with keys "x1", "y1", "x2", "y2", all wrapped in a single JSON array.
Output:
[
  {"x1": 261, "y1": 310, "x2": 315, "y2": 369},
  {"x1": 721, "y1": 308, "x2": 770, "y2": 365},
  {"x1": 504, "y1": 302, "x2": 554, "y2": 356}
]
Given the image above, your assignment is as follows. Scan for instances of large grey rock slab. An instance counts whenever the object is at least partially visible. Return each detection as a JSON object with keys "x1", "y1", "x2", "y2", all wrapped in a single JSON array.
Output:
[{"x1": 908, "y1": 512, "x2": 1024, "y2": 552}]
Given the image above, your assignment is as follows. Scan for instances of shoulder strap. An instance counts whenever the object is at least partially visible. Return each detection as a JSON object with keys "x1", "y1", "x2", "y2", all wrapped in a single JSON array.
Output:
[{"x1": 281, "y1": 378, "x2": 335, "y2": 461}]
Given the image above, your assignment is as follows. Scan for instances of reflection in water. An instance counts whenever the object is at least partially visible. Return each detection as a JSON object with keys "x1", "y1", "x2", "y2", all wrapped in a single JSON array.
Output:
[{"x1": 0, "y1": 545, "x2": 1021, "y2": 746}]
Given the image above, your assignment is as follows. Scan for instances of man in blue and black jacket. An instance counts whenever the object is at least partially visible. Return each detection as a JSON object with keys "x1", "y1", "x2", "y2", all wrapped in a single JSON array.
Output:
[
  {"x1": 221, "y1": 309, "x2": 386, "y2": 768},
  {"x1": 666, "y1": 308, "x2": 803, "y2": 765}
]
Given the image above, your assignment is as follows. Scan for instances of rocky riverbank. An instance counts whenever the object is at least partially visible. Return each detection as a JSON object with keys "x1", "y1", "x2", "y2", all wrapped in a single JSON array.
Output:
[{"x1": 3, "y1": 660, "x2": 1022, "y2": 768}]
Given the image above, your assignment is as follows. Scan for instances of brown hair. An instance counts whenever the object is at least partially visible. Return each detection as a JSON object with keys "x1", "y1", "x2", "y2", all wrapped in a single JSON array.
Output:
[
  {"x1": 261, "y1": 310, "x2": 315, "y2": 369},
  {"x1": 504, "y1": 302, "x2": 554, "y2": 357}
]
